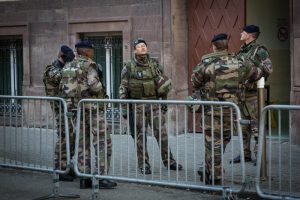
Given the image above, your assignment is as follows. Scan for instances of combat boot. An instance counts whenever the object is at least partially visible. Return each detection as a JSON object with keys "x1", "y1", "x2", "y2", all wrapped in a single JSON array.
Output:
[
  {"x1": 99, "y1": 179, "x2": 117, "y2": 189},
  {"x1": 80, "y1": 178, "x2": 117, "y2": 189},
  {"x1": 59, "y1": 174, "x2": 74, "y2": 182},
  {"x1": 79, "y1": 178, "x2": 92, "y2": 189},
  {"x1": 59, "y1": 168, "x2": 76, "y2": 182},
  {"x1": 169, "y1": 163, "x2": 183, "y2": 171},
  {"x1": 139, "y1": 162, "x2": 152, "y2": 175},
  {"x1": 140, "y1": 165, "x2": 152, "y2": 175},
  {"x1": 198, "y1": 168, "x2": 221, "y2": 185},
  {"x1": 230, "y1": 155, "x2": 252, "y2": 164}
]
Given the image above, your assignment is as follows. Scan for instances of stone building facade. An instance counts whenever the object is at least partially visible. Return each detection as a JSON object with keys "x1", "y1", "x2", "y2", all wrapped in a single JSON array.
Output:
[{"x1": 0, "y1": 0, "x2": 299, "y2": 142}]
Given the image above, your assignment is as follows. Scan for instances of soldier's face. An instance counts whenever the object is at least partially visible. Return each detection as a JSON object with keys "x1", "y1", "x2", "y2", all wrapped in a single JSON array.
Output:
[
  {"x1": 86, "y1": 48, "x2": 95, "y2": 59},
  {"x1": 134, "y1": 43, "x2": 148, "y2": 55},
  {"x1": 240, "y1": 31, "x2": 250, "y2": 41}
]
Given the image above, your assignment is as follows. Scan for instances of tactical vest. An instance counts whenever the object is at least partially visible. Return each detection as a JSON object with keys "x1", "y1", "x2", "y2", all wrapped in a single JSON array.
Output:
[
  {"x1": 237, "y1": 43, "x2": 268, "y2": 62},
  {"x1": 236, "y1": 42, "x2": 268, "y2": 94},
  {"x1": 205, "y1": 55, "x2": 243, "y2": 104},
  {"x1": 126, "y1": 59, "x2": 158, "y2": 99}
]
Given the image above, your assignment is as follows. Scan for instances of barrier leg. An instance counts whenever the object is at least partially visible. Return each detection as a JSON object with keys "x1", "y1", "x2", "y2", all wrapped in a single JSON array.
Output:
[
  {"x1": 33, "y1": 171, "x2": 80, "y2": 200},
  {"x1": 222, "y1": 188, "x2": 238, "y2": 200},
  {"x1": 91, "y1": 176, "x2": 100, "y2": 200}
]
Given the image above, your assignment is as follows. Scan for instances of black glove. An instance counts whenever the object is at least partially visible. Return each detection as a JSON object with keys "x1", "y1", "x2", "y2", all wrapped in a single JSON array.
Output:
[
  {"x1": 122, "y1": 109, "x2": 127, "y2": 119},
  {"x1": 161, "y1": 104, "x2": 168, "y2": 113}
]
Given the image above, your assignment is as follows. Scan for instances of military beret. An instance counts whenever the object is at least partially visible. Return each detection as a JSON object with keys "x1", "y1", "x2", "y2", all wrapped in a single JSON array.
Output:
[
  {"x1": 211, "y1": 33, "x2": 228, "y2": 43},
  {"x1": 60, "y1": 45, "x2": 73, "y2": 55},
  {"x1": 133, "y1": 38, "x2": 147, "y2": 48},
  {"x1": 243, "y1": 25, "x2": 260, "y2": 33},
  {"x1": 75, "y1": 40, "x2": 94, "y2": 49}
]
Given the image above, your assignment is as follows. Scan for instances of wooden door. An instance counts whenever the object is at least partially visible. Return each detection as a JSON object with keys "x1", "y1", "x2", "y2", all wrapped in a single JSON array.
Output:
[{"x1": 188, "y1": 0, "x2": 245, "y2": 131}]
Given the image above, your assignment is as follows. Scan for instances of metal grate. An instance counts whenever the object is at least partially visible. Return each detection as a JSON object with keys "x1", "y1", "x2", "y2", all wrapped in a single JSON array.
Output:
[{"x1": 0, "y1": 103, "x2": 22, "y2": 117}]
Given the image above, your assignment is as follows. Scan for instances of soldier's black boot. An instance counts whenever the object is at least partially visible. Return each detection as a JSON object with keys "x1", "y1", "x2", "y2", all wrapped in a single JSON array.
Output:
[
  {"x1": 80, "y1": 178, "x2": 92, "y2": 189},
  {"x1": 140, "y1": 165, "x2": 152, "y2": 175},
  {"x1": 99, "y1": 179, "x2": 117, "y2": 189},
  {"x1": 59, "y1": 174, "x2": 74, "y2": 182},
  {"x1": 230, "y1": 155, "x2": 252, "y2": 164},
  {"x1": 59, "y1": 168, "x2": 76, "y2": 182},
  {"x1": 169, "y1": 163, "x2": 183, "y2": 171},
  {"x1": 198, "y1": 168, "x2": 221, "y2": 185}
]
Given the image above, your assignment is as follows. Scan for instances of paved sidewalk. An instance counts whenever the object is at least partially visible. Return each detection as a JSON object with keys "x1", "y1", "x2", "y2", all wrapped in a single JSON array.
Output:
[
  {"x1": 1, "y1": 126, "x2": 300, "y2": 200},
  {"x1": 0, "y1": 168, "x2": 226, "y2": 200}
]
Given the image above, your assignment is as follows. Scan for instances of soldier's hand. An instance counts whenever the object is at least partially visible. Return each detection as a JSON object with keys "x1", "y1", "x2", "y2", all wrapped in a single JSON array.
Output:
[
  {"x1": 185, "y1": 96, "x2": 201, "y2": 113},
  {"x1": 161, "y1": 104, "x2": 168, "y2": 113},
  {"x1": 185, "y1": 96, "x2": 194, "y2": 112},
  {"x1": 122, "y1": 109, "x2": 127, "y2": 119}
]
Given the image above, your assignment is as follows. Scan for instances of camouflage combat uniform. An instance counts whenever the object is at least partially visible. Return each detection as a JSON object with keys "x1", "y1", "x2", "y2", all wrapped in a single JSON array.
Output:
[
  {"x1": 43, "y1": 59, "x2": 68, "y2": 170},
  {"x1": 191, "y1": 50, "x2": 263, "y2": 182},
  {"x1": 119, "y1": 54, "x2": 177, "y2": 170},
  {"x1": 60, "y1": 55, "x2": 112, "y2": 175},
  {"x1": 236, "y1": 40, "x2": 273, "y2": 159}
]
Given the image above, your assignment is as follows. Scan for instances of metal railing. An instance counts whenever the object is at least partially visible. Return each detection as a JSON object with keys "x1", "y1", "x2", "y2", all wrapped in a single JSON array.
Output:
[
  {"x1": 73, "y1": 99, "x2": 246, "y2": 199},
  {"x1": 0, "y1": 95, "x2": 79, "y2": 199},
  {"x1": 256, "y1": 105, "x2": 300, "y2": 199}
]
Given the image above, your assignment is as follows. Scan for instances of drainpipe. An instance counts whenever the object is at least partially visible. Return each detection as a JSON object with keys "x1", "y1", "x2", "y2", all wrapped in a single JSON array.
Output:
[
  {"x1": 10, "y1": 43, "x2": 17, "y2": 97},
  {"x1": 105, "y1": 37, "x2": 112, "y2": 99}
]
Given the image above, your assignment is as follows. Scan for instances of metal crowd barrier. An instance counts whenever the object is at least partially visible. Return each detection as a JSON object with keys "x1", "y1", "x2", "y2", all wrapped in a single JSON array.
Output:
[
  {"x1": 256, "y1": 105, "x2": 300, "y2": 199},
  {"x1": 0, "y1": 95, "x2": 79, "y2": 199},
  {"x1": 73, "y1": 99, "x2": 246, "y2": 199}
]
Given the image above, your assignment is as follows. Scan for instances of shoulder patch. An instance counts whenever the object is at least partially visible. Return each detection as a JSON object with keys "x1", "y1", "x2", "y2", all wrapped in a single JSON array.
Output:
[{"x1": 256, "y1": 46, "x2": 270, "y2": 61}]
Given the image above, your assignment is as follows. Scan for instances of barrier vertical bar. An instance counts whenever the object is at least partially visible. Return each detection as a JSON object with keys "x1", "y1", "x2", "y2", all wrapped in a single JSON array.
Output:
[
  {"x1": 268, "y1": 110, "x2": 272, "y2": 192},
  {"x1": 278, "y1": 110, "x2": 282, "y2": 195},
  {"x1": 220, "y1": 106, "x2": 224, "y2": 185},
  {"x1": 289, "y1": 110, "x2": 292, "y2": 196},
  {"x1": 167, "y1": 103, "x2": 170, "y2": 181},
  {"x1": 184, "y1": 106, "x2": 188, "y2": 181},
  {"x1": 193, "y1": 106, "x2": 196, "y2": 183},
  {"x1": 151, "y1": 104, "x2": 154, "y2": 180},
  {"x1": 202, "y1": 105, "x2": 206, "y2": 185}
]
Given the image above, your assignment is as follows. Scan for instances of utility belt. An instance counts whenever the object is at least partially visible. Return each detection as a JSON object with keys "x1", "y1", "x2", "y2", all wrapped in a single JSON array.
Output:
[
  {"x1": 128, "y1": 96, "x2": 157, "y2": 100},
  {"x1": 65, "y1": 98, "x2": 104, "y2": 111},
  {"x1": 245, "y1": 90, "x2": 257, "y2": 98},
  {"x1": 45, "y1": 88, "x2": 59, "y2": 97}
]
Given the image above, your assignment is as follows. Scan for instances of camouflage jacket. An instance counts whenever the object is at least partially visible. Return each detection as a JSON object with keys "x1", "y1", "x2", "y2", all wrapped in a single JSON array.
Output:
[
  {"x1": 59, "y1": 55, "x2": 104, "y2": 106},
  {"x1": 191, "y1": 50, "x2": 263, "y2": 103},
  {"x1": 119, "y1": 54, "x2": 164, "y2": 100},
  {"x1": 43, "y1": 59, "x2": 64, "y2": 97},
  {"x1": 236, "y1": 40, "x2": 273, "y2": 92}
]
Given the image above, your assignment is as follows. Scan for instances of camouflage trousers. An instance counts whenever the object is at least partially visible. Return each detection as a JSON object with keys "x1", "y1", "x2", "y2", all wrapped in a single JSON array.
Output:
[
  {"x1": 241, "y1": 94, "x2": 258, "y2": 158},
  {"x1": 52, "y1": 101, "x2": 69, "y2": 170},
  {"x1": 132, "y1": 104, "x2": 176, "y2": 168},
  {"x1": 204, "y1": 107, "x2": 232, "y2": 179},
  {"x1": 77, "y1": 109, "x2": 112, "y2": 175}
]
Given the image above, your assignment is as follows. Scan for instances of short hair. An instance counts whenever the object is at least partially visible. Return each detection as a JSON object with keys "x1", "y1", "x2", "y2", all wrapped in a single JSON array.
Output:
[
  {"x1": 250, "y1": 32, "x2": 260, "y2": 39},
  {"x1": 212, "y1": 39, "x2": 228, "y2": 51}
]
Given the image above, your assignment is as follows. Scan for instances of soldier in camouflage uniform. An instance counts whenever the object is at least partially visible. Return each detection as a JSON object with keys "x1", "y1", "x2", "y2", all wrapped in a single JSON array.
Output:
[
  {"x1": 191, "y1": 33, "x2": 264, "y2": 184},
  {"x1": 119, "y1": 38, "x2": 182, "y2": 175},
  {"x1": 232, "y1": 25, "x2": 273, "y2": 164},
  {"x1": 43, "y1": 45, "x2": 75, "y2": 181},
  {"x1": 59, "y1": 41, "x2": 117, "y2": 189}
]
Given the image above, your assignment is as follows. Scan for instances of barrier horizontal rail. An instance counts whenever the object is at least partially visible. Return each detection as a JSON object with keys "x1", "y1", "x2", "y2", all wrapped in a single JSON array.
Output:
[
  {"x1": 256, "y1": 105, "x2": 300, "y2": 200},
  {"x1": 0, "y1": 95, "x2": 79, "y2": 199},
  {"x1": 73, "y1": 99, "x2": 246, "y2": 199}
]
